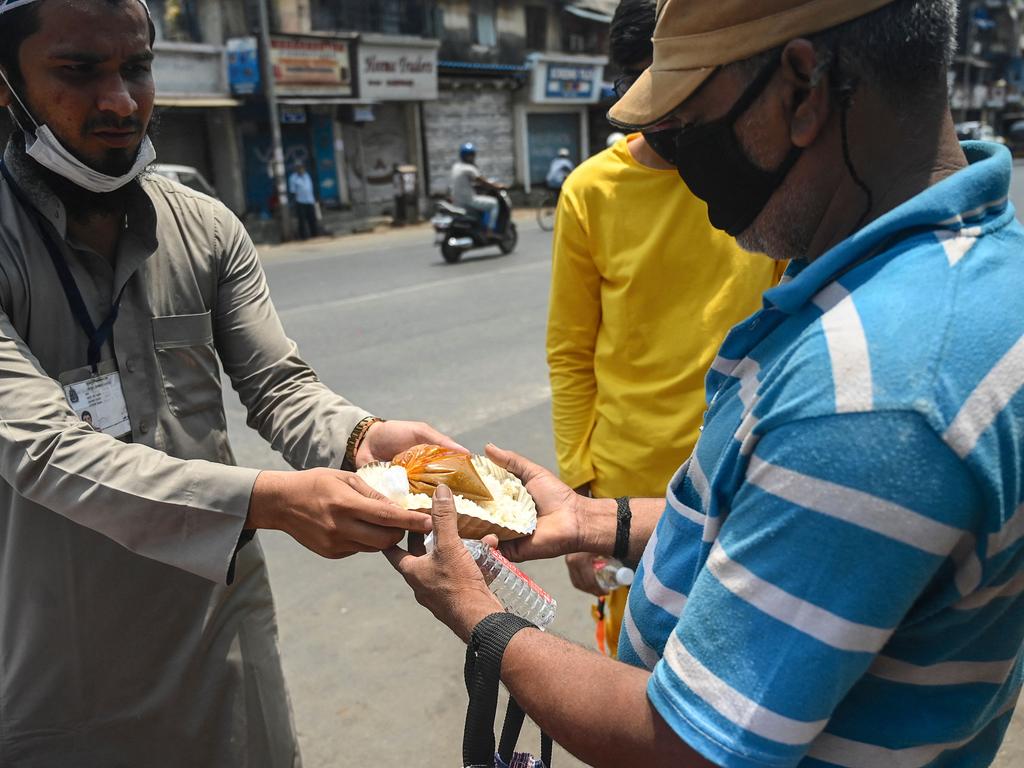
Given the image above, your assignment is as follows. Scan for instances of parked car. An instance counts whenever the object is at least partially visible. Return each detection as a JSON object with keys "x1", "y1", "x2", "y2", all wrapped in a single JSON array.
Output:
[{"x1": 149, "y1": 163, "x2": 219, "y2": 199}]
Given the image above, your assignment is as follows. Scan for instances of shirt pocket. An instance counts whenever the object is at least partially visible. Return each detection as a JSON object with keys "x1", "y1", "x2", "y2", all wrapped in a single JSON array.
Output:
[{"x1": 151, "y1": 311, "x2": 221, "y2": 417}]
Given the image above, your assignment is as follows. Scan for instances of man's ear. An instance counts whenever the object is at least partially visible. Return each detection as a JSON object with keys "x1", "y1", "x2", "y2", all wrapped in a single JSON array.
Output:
[{"x1": 780, "y1": 39, "x2": 832, "y2": 149}]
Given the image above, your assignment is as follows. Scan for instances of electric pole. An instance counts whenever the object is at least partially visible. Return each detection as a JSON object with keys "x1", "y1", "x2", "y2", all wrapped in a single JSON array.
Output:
[{"x1": 257, "y1": 0, "x2": 295, "y2": 241}]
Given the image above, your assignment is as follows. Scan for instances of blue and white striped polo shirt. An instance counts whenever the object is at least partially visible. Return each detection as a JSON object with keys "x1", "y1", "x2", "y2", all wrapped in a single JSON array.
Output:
[{"x1": 619, "y1": 141, "x2": 1024, "y2": 767}]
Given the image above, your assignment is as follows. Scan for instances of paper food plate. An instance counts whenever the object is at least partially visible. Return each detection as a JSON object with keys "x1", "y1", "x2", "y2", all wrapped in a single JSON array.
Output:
[{"x1": 357, "y1": 455, "x2": 537, "y2": 541}]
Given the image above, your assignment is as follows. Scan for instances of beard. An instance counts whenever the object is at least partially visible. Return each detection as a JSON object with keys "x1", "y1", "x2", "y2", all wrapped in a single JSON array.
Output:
[
  {"x1": 731, "y1": 111, "x2": 821, "y2": 262},
  {"x1": 11, "y1": 109, "x2": 159, "y2": 224}
]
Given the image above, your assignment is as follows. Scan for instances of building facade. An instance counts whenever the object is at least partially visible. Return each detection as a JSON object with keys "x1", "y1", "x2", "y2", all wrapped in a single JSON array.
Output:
[{"x1": 148, "y1": 0, "x2": 247, "y2": 214}]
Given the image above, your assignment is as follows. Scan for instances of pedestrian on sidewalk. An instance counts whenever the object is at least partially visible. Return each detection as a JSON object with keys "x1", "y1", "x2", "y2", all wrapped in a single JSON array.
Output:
[
  {"x1": 389, "y1": 1, "x2": 1024, "y2": 765},
  {"x1": 0, "y1": 1, "x2": 457, "y2": 764},
  {"x1": 288, "y1": 160, "x2": 319, "y2": 239},
  {"x1": 548, "y1": 0, "x2": 784, "y2": 658}
]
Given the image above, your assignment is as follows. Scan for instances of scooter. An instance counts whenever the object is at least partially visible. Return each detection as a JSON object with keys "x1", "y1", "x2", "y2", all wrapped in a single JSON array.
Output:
[{"x1": 431, "y1": 188, "x2": 518, "y2": 264}]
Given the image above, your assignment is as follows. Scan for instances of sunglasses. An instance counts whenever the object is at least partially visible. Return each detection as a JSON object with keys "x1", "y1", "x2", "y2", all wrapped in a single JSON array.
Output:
[{"x1": 613, "y1": 69, "x2": 646, "y2": 100}]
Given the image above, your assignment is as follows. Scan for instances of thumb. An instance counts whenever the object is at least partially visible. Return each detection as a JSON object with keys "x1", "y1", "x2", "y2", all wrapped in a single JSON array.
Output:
[
  {"x1": 485, "y1": 443, "x2": 537, "y2": 483},
  {"x1": 431, "y1": 484, "x2": 461, "y2": 548}
]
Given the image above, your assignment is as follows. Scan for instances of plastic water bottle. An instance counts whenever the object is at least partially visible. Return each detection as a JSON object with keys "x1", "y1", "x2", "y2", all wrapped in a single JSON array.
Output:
[
  {"x1": 463, "y1": 539, "x2": 557, "y2": 630},
  {"x1": 428, "y1": 535, "x2": 557, "y2": 630},
  {"x1": 594, "y1": 558, "x2": 635, "y2": 593}
]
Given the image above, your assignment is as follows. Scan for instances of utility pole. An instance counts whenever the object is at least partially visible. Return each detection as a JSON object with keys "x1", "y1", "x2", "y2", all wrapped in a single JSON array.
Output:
[{"x1": 257, "y1": 0, "x2": 295, "y2": 241}]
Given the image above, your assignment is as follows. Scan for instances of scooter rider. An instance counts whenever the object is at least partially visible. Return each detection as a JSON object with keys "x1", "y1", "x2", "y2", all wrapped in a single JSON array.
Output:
[{"x1": 450, "y1": 142, "x2": 501, "y2": 233}]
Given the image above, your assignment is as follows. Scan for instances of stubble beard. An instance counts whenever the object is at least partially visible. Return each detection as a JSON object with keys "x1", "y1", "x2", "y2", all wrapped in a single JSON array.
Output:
[{"x1": 732, "y1": 109, "x2": 822, "y2": 262}]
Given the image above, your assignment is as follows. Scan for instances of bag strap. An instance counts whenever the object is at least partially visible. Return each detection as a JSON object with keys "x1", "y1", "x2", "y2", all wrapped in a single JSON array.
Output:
[
  {"x1": 463, "y1": 613, "x2": 547, "y2": 767},
  {"x1": 498, "y1": 696, "x2": 553, "y2": 766}
]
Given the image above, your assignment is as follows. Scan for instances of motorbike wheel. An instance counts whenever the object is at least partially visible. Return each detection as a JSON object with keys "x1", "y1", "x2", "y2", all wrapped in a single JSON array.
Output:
[
  {"x1": 441, "y1": 241, "x2": 464, "y2": 263},
  {"x1": 499, "y1": 223, "x2": 518, "y2": 255}
]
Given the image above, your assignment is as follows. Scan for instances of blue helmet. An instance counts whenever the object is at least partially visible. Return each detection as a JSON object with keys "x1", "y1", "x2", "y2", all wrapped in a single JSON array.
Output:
[{"x1": 459, "y1": 142, "x2": 477, "y2": 160}]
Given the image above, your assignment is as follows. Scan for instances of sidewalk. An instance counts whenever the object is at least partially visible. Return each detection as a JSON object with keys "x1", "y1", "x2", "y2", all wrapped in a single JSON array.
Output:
[{"x1": 247, "y1": 206, "x2": 543, "y2": 247}]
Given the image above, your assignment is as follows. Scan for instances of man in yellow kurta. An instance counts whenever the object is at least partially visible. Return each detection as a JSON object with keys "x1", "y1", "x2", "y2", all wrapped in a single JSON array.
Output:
[{"x1": 547, "y1": 0, "x2": 784, "y2": 657}]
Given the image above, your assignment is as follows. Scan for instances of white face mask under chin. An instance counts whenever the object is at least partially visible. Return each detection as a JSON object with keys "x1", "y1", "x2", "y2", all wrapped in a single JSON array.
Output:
[
  {"x1": 0, "y1": 65, "x2": 156, "y2": 194},
  {"x1": 24, "y1": 123, "x2": 157, "y2": 194}
]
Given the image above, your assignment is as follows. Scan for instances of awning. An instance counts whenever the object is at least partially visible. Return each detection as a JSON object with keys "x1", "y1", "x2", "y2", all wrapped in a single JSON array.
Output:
[
  {"x1": 565, "y1": 0, "x2": 616, "y2": 23},
  {"x1": 439, "y1": 60, "x2": 529, "y2": 74},
  {"x1": 155, "y1": 95, "x2": 241, "y2": 108},
  {"x1": 277, "y1": 97, "x2": 379, "y2": 106}
]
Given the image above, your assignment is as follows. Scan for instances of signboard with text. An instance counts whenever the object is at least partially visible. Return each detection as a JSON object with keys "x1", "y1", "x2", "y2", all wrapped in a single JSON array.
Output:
[
  {"x1": 227, "y1": 37, "x2": 260, "y2": 96},
  {"x1": 271, "y1": 35, "x2": 353, "y2": 97},
  {"x1": 358, "y1": 42, "x2": 438, "y2": 101},
  {"x1": 528, "y1": 55, "x2": 606, "y2": 104},
  {"x1": 545, "y1": 64, "x2": 597, "y2": 100}
]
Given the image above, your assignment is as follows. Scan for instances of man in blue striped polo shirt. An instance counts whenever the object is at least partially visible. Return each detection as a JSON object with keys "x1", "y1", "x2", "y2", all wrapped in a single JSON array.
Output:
[{"x1": 387, "y1": 1, "x2": 1024, "y2": 766}]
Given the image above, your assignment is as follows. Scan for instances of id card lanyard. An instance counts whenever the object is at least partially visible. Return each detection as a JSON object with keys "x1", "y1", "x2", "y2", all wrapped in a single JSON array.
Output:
[{"x1": 0, "y1": 159, "x2": 126, "y2": 373}]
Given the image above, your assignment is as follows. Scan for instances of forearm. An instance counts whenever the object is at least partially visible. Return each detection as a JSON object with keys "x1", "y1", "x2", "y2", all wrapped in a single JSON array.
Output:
[
  {"x1": 580, "y1": 496, "x2": 665, "y2": 562},
  {"x1": 216, "y1": 214, "x2": 371, "y2": 469},
  {"x1": 548, "y1": 364, "x2": 597, "y2": 488},
  {"x1": 500, "y1": 630, "x2": 713, "y2": 767}
]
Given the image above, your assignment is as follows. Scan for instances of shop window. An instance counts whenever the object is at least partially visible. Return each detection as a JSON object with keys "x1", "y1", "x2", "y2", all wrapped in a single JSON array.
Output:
[
  {"x1": 471, "y1": 0, "x2": 498, "y2": 48},
  {"x1": 526, "y1": 6, "x2": 547, "y2": 51},
  {"x1": 148, "y1": 0, "x2": 202, "y2": 43},
  {"x1": 561, "y1": 14, "x2": 605, "y2": 55},
  {"x1": 310, "y1": 0, "x2": 433, "y2": 36}
]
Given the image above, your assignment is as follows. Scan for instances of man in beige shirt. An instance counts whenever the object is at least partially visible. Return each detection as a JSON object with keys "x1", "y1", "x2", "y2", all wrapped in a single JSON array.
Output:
[{"x1": 0, "y1": 1, "x2": 453, "y2": 764}]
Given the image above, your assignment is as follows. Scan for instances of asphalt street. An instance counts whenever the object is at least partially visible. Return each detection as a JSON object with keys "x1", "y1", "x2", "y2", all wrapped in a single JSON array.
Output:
[{"x1": 226, "y1": 193, "x2": 1024, "y2": 766}]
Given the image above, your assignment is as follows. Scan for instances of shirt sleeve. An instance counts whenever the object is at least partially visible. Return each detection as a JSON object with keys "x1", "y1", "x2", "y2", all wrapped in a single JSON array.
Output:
[
  {"x1": 213, "y1": 206, "x2": 371, "y2": 471},
  {"x1": 0, "y1": 310, "x2": 259, "y2": 583},
  {"x1": 546, "y1": 189, "x2": 601, "y2": 490},
  {"x1": 646, "y1": 411, "x2": 981, "y2": 768}
]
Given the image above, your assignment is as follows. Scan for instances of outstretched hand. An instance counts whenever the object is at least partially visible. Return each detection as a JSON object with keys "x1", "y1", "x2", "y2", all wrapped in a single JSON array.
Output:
[
  {"x1": 384, "y1": 485, "x2": 502, "y2": 642},
  {"x1": 484, "y1": 444, "x2": 588, "y2": 563},
  {"x1": 248, "y1": 469, "x2": 432, "y2": 559},
  {"x1": 355, "y1": 420, "x2": 467, "y2": 467}
]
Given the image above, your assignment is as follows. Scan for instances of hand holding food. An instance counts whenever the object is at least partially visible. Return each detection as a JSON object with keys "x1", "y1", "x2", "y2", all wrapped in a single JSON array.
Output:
[{"x1": 358, "y1": 444, "x2": 537, "y2": 541}]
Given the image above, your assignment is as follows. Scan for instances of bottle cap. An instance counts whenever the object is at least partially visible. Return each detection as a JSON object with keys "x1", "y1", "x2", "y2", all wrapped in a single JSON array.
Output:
[{"x1": 617, "y1": 567, "x2": 635, "y2": 587}]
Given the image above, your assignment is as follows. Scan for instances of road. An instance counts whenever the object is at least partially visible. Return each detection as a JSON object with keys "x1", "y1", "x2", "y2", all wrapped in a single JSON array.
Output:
[
  {"x1": 227, "y1": 215, "x2": 593, "y2": 767},
  {"x1": 227, "y1": 206, "x2": 1024, "y2": 766}
]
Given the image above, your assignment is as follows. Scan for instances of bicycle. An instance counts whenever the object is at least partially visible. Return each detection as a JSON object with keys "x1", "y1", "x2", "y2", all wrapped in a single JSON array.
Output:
[{"x1": 536, "y1": 189, "x2": 559, "y2": 232}]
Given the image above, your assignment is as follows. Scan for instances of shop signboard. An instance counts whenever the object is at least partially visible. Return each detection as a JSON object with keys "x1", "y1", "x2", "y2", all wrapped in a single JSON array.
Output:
[
  {"x1": 528, "y1": 54, "x2": 606, "y2": 105},
  {"x1": 227, "y1": 37, "x2": 260, "y2": 96},
  {"x1": 358, "y1": 39, "x2": 439, "y2": 101},
  {"x1": 545, "y1": 64, "x2": 597, "y2": 100},
  {"x1": 271, "y1": 35, "x2": 354, "y2": 97}
]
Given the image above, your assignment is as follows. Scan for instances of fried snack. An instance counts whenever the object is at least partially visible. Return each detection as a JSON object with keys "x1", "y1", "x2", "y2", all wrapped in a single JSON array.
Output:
[
  {"x1": 357, "y1": 454, "x2": 537, "y2": 541},
  {"x1": 391, "y1": 444, "x2": 493, "y2": 503}
]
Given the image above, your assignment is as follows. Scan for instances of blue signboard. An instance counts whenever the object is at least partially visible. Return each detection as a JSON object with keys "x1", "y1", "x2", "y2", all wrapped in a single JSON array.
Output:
[
  {"x1": 227, "y1": 37, "x2": 260, "y2": 96},
  {"x1": 545, "y1": 64, "x2": 597, "y2": 100}
]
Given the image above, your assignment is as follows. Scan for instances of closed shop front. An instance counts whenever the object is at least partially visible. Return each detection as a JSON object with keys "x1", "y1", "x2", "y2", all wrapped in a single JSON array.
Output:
[
  {"x1": 515, "y1": 53, "x2": 606, "y2": 192},
  {"x1": 424, "y1": 78, "x2": 519, "y2": 197}
]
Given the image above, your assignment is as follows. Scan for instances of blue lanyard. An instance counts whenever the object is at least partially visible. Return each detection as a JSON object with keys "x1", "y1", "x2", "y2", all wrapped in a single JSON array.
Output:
[{"x1": 0, "y1": 159, "x2": 126, "y2": 373}]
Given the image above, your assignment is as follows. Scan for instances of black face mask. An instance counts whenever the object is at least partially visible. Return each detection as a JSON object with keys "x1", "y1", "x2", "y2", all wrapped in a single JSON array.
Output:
[
  {"x1": 673, "y1": 57, "x2": 803, "y2": 236},
  {"x1": 642, "y1": 127, "x2": 681, "y2": 165}
]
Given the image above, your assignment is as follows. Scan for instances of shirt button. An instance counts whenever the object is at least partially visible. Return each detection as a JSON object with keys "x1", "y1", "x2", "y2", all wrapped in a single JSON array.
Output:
[
  {"x1": 125, "y1": 358, "x2": 137, "y2": 373},
  {"x1": 139, "y1": 421, "x2": 149, "y2": 434}
]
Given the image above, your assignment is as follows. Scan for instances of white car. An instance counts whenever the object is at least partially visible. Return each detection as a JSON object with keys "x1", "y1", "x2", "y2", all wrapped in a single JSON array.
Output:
[{"x1": 149, "y1": 163, "x2": 218, "y2": 199}]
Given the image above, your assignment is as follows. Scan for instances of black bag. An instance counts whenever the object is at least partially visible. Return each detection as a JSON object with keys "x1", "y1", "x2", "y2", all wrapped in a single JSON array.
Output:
[{"x1": 463, "y1": 615, "x2": 553, "y2": 768}]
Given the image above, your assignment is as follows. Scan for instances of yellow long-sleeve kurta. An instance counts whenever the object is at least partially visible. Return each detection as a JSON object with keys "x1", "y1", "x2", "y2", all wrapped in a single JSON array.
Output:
[{"x1": 548, "y1": 135, "x2": 782, "y2": 506}]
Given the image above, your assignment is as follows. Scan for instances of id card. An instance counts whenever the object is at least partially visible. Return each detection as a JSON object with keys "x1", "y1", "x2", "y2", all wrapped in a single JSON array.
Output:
[{"x1": 59, "y1": 359, "x2": 131, "y2": 439}]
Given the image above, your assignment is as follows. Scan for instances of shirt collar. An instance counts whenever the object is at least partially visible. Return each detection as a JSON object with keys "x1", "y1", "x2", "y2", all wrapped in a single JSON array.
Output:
[
  {"x1": 3, "y1": 138, "x2": 158, "y2": 255},
  {"x1": 763, "y1": 141, "x2": 1013, "y2": 315}
]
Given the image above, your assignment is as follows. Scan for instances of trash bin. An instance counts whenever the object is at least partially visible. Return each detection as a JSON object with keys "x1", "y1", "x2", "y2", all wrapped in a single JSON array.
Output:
[{"x1": 392, "y1": 164, "x2": 419, "y2": 226}]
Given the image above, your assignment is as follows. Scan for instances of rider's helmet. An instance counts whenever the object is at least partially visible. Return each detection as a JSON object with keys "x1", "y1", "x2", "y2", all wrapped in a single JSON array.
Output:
[
  {"x1": 459, "y1": 142, "x2": 477, "y2": 161},
  {"x1": 557, "y1": 147, "x2": 571, "y2": 158}
]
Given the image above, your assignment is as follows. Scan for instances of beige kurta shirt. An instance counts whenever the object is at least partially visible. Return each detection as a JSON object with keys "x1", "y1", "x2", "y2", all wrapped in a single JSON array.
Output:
[{"x1": 0, "y1": 142, "x2": 370, "y2": 766}]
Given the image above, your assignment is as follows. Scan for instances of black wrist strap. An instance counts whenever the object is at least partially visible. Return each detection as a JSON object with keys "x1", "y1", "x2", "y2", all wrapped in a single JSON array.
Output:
[
  {"x1": 463, "y1": 612, "x2": 552, "y2": 767},
  {"x1": 613, "y1": 497, "x2": 632, "y2": 562}
]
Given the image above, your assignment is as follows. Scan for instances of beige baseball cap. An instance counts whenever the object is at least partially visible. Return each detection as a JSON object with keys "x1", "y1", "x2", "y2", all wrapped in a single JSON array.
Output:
[{"x1": 608, "y1": 0, "x2": 899, "y2": 129}]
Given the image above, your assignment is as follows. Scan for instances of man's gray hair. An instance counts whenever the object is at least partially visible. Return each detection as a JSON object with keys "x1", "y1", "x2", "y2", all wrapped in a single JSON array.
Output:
[{"x1": 735, "y1": 0, "x2": 960, "y2": 100}]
